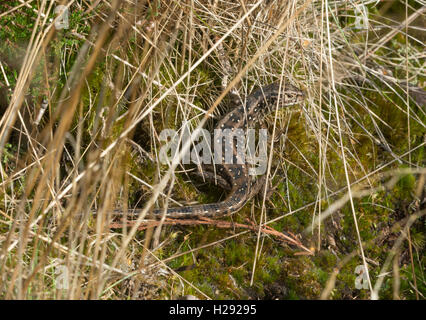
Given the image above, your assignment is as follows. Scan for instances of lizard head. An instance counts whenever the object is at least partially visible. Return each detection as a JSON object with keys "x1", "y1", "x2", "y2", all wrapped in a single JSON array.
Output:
[
  {"x1": 258, "y1": 82, "x2": 305, "y2": 109},
  {"x1": 275, "y1": 83, "x2": 305, "y2": 106}
]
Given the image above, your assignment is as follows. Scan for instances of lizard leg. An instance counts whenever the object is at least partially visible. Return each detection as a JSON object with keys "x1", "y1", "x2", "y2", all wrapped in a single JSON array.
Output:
[
  {"x1": 248, "y1": 175, "x2": 279, "y2": 201},
  {"x1": 247, "y1": 174, "x2": 267, "y2": 200}
]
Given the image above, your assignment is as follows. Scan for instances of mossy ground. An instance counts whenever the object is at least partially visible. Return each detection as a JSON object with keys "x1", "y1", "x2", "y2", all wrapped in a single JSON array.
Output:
[{"x1": 0, "y1": 1, "x2": 424, "y2": 299}]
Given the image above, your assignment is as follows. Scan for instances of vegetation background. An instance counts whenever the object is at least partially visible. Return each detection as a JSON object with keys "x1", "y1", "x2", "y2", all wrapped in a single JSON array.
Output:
[{"x1": 0, "y1": 0, "x2": 424, "y2": 299}]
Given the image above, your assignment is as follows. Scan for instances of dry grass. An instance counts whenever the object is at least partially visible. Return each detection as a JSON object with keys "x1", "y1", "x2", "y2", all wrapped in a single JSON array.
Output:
[{"x1": 0, "y1": 0, "x2": 424, "y2": 299}]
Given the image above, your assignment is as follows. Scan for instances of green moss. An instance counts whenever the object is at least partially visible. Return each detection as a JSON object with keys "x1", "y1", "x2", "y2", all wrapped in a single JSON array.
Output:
[
  {"x1": 1, "y1": 0, "x2": 424, "y2": 300},
  {"x1": 395, "y1": 173, "x2": 416, "y2": 197}
]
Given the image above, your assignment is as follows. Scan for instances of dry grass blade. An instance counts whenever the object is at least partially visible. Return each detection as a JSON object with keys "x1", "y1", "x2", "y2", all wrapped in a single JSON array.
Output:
[{"x1": 0, "y1": 0, "x2": 424, "y2": 300}]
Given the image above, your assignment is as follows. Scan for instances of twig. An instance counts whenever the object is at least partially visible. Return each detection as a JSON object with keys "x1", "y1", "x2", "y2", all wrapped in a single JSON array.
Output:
[{"x1": 109, "y1": 216, "x2": 313, "y2": 255}]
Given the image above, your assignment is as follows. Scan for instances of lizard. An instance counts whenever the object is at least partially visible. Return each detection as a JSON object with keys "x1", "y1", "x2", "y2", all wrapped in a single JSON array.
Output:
[{"x1": 122, "y1": 82, "x2": 304, "y2": 219}]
